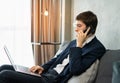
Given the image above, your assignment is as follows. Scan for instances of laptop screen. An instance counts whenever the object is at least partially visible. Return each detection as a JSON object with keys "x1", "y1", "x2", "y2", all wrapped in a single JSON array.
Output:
[{"x1": 4, "y1": 45, "x2": 17, "y2": 70}]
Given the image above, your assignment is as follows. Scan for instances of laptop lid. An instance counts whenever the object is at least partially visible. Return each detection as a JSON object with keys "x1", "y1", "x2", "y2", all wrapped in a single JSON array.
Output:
[
  {"x1": 3, "y1": 45, "x2": 41, "y2": 77},
  {"x1": 4, "y1": 45, "x2": 17, "y2": 70}
]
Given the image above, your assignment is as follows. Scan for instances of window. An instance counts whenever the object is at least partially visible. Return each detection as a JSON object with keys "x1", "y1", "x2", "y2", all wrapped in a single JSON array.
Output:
[{"x1": 0, "y1": 0, "x2": 34, "y2": 67}]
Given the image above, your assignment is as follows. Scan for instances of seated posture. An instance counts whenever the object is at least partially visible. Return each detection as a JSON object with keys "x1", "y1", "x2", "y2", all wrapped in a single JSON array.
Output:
[{"x1": 0, "y1": 11, "x2": 106, "y2": 83}]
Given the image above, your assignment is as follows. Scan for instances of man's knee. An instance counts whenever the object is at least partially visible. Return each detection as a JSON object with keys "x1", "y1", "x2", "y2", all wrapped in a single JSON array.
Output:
[
  {"x1": 0, "y1": 70, "x2": 12, "y2": 83},
  {"x1": 0, "y1": 65, "x2": 14, "y2": 71},
  {"x1": 0, "y1": 70, "x2": 13, "y2": 78}
]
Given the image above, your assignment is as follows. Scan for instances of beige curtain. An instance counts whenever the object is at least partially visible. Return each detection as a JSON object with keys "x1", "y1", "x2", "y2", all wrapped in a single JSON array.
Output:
[{"x1": 31, "y1": 0, "x2": 62, "y2": 65}]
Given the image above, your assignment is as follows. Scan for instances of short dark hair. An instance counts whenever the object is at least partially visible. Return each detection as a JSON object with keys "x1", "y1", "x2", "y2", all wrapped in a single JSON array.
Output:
[{"x1": 76, "y1": 11, "x2": 98, "y2": 34}]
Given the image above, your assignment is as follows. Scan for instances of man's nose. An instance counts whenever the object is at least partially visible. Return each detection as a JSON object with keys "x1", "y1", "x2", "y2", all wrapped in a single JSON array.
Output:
[
  {"x1": 75, "y1": 29, "x2": 78, "y2": 32},
  {"x1": 75, "y1": 26, "x2": 79, "y2": 32}
]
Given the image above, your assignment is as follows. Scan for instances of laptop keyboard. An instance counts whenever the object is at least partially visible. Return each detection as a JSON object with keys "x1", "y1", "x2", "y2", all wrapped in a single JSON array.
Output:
[{"x1": 16, "y1": 65, "x2": 30, "y2": 72}]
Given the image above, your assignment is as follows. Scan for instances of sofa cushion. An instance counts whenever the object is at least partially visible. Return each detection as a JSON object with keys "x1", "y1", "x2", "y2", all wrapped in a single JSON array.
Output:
[
  {"x1": 68, "y1": 59, "x2": 99, "y2": 83},
  {"x1": 112, "y1": 61, "x2": 120, "y2": 83},
  {"x1": 54, "y1": 41, "x2": 70, "y2": 57},
  {"x1": 55, "y1": 41, "x2": 100, "y2": 83},
  {"x1": 94, "y1": 50, "x2": 120, "y2": 83}
]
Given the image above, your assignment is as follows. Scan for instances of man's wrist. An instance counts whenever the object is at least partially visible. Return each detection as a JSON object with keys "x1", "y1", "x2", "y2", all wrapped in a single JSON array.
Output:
[{"x1": 76, "y1": 43, "x2": 83, "y2": 48}]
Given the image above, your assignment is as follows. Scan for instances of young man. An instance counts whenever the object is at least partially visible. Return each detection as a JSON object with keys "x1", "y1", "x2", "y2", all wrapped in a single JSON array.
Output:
[{"x1": 0, "y1": 11, "x2": 106, "y2": 83}]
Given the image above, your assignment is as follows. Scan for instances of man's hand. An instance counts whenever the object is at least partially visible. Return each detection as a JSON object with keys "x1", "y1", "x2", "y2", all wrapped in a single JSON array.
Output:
[
  {"x1": 30, "y1": 65, "x2": 44, "y2": 74},
  {"x1": 76, "y1": 27, "x2": 90, "y2": 48}
]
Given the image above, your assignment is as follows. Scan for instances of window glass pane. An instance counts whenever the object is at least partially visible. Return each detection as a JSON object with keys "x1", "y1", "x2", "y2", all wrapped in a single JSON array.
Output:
[{"x1": 0, "y1": 0, "x2": 34, "y2": 67}]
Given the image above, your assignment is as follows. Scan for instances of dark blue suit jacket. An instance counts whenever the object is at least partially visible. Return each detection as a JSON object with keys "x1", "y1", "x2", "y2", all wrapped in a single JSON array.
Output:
[{"x1": 41, "y1": 37, "x2": 106, "y2": 83}]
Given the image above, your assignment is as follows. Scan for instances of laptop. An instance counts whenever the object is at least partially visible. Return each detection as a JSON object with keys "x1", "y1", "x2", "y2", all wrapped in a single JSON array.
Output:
[{"x1": 3, "y1": 45, "x2": 41, "y2": 77}]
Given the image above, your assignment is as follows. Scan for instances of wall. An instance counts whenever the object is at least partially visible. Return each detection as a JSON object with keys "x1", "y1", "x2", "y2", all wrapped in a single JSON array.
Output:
[{"x1": 71, "y1": 0, "x2": 120, "y2": 49}]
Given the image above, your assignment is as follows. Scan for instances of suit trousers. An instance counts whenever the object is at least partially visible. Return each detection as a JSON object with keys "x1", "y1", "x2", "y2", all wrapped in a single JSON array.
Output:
[{"x1": 0, "y1": 65, "x2": 58, "y2": 83}]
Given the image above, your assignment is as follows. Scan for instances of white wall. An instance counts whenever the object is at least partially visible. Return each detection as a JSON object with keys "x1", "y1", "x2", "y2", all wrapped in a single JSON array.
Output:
[{"x1": 71, "y1": 0, "x2": 120, "y2": 49}]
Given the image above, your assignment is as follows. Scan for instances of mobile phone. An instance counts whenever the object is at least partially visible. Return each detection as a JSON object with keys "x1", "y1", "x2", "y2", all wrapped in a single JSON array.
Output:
[{"x1": 84, "y1": 26, "x2": 95, "y2": 35}]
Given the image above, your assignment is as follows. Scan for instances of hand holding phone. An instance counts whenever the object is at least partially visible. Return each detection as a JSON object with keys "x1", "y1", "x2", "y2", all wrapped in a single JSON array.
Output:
[
  {"x1": 76, "y1": 27, "x2": 91, "y2": 48},
  {"x1": 84, "y1": 25, "x2": 95, "y2": 35}
]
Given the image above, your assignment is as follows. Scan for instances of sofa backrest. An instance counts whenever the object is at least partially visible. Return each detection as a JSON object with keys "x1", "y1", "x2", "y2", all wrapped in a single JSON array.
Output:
[{"x1": 94, "y1": 50, "x2": 120, "y2": 83}]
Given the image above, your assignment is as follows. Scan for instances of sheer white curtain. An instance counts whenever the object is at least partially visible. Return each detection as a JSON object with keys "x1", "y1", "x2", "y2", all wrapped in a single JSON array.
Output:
[{"x1": 0, "y1": 0, "x2": 34, "y2": 67}]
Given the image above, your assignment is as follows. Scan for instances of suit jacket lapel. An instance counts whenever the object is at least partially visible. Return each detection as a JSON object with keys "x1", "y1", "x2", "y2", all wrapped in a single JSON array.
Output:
[
  {"x1": 82, "y1": 37, "x2": 97, "y2": 55},
  {"x1": 57, "y1": 40, "x2": 76, "y2": 63}
]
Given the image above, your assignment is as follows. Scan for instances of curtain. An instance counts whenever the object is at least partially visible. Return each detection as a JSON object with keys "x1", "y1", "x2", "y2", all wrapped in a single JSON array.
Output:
[{"x1": 31, "y1": 0, "x2": 62, "y2": 65}]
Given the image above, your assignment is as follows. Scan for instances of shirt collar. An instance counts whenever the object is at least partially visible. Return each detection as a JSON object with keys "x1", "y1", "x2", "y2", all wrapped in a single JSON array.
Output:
[{"x1": 83, "y1": 35, "x2": 95, "y2": 46}]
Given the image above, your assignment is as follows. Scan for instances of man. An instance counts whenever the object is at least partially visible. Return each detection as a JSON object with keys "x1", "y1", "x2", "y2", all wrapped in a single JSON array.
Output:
[{"x1": 0, "y1": 11, "x2": 106, "y2": 83}]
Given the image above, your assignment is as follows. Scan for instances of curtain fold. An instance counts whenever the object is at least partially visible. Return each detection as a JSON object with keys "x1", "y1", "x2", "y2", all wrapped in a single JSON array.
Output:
[{"x1": 31, "y1": 0, "x2": 62, "y2": 65}]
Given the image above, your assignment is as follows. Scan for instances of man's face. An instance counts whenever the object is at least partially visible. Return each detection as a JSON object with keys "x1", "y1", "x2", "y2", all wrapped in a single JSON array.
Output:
[{"x1": 74, "y1": 20, "x2": 87, "y2": 33}]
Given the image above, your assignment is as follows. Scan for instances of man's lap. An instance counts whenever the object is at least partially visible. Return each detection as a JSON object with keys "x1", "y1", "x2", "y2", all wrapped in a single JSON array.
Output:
[
  {"x1": 0, "y1": 65, "x2": 59, "y2": 83},
  {"x1": 0, "y1": 65, "x2": 47, "y2": 83}
]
